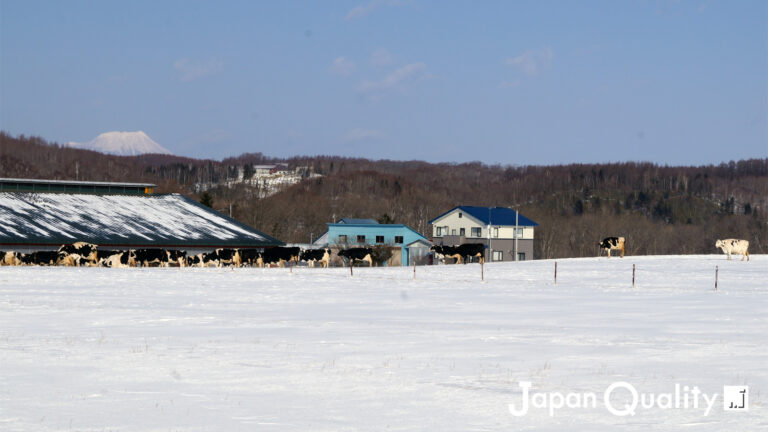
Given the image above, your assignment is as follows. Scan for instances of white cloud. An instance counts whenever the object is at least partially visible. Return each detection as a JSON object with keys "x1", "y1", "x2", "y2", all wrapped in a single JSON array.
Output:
[
  {"x1": 370, "y1": 48, "x2": 393, "y2": 67},
  {"x1": 345, "y1": 0, "x2": 406, "y2": 21},
  {"x1": 174, "y1": 58, "x2": 223, "y2": 82},
  {"x1": 346, "y1": 0, "x2": 380, "y2": 20},
  {"x1": 358, "y1": 62, "x2": 427, "y2": 94},
  {"x1": 505, "y1": 48, "x2": 553, "y2": 76},
  {"x1": 329, "y1": 56, "x2": 356, "y2": 76},
  {"x1": 344, "y1": 128, "x2": 385, "y2": 141}
]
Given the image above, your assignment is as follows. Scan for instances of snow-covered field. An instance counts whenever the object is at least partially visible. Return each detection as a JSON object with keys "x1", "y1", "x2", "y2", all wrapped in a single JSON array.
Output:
[{"x1": 1, "y1": 255, "x2": 766, "y2": 431}]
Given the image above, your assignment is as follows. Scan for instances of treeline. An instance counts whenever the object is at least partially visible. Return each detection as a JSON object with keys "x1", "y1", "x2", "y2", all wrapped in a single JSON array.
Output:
[{"x1": 2, "y1": 131, "x2": 766, "y2": 257}]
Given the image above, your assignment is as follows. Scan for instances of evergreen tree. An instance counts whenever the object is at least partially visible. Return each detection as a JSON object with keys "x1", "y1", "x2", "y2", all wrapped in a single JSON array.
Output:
[{"x1": 200, "y1": 192, "x2": 214, "y2": 208}]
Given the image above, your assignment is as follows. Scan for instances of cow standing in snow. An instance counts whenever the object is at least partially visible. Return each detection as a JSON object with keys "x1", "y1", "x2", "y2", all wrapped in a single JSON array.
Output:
[
  {"x1": 599, "y1": 237, "x2": 626, "y2": 258},
  {"x1": 338, "y1": 248, "x2": 374, "y2": 267},
  {"x1": 1, "y1": 251, "x2": 21, "y2": 266},
  {"x1": 430, "y1": 244, "x2": 485, "y2": 264},
  {"x1": 430, "y1": 245, "x2": 463, "y2": 264},
  {"x1": 300, "y1": 248, "x2": 331, "y2": 268},
  {"x1": 715, "y1": 239, "x2": 750, "y2": 261},
  {"x1": 101, "y1": 250, "x2": 135, "y2": 268},
  {"x1": 166, "y1": 250, "x2": 187, "y2": 267},
  {"x1": 58, "y1": 242, "x2": 98, "y2": 266}
]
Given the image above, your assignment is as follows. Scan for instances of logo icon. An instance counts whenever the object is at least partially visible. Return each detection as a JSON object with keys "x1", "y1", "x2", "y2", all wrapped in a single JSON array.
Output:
[{"x1": 723, "y1": 386, "x2": 748, "y2": 412}]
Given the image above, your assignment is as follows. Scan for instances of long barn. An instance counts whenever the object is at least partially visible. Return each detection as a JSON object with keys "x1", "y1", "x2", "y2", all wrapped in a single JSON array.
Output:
[{"x1": 0, "y1": 178, "x2": 282, "y2": 253}]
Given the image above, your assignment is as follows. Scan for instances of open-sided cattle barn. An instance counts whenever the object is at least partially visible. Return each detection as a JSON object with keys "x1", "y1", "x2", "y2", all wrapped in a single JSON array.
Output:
[{"x1": 0, "y1": 178, "x2": 283, "y2": 253}]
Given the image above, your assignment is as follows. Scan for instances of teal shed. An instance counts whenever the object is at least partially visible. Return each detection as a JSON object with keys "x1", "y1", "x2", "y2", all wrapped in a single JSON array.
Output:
[{"x1": 313, "y1": 219, "x2": 431, "y2": 266}]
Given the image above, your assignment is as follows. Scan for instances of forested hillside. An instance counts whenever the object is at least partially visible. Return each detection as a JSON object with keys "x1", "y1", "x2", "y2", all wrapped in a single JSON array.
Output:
[{"x1": 2, "y1": 132, "x2": 766, "y2": 257}]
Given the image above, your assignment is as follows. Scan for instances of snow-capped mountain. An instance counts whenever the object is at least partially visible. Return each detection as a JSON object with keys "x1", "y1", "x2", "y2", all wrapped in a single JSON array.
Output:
[{"x1": 67, "y1": 131, "x2": 172, "y2": 156}]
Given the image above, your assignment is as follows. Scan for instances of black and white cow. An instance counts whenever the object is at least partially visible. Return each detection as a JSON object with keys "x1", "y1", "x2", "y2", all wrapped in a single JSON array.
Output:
[
  {"x1": 166, "y1": 250, "x2": 187, "y2": 267},
  {"x1": 599, "y1": 237, "x2": 626, "y2": 258},
  {"x1": 18, "y1": 252, "x2": 35, "y2": 266},
  {"x1": 715, "y1": 239, "x2": 750, "y2": 261},
  {"x1": 456, "y1": 243, "x2": 485, "y2": 264},
  {"x1": 258, "y1": 247, "x2": 300, "y2": 267},
  {"x1": 337, "y1": 247, "x2": 374, "y2": 267},
  {"x1": 431, "y1": 243, "x2": 485, "y2": 264},
  {"x1": 430, "y1": 245, "x2": 463, "y2": 264},
  {"x1": 238, "y1": 248, "x2": 262, "y2": 267},
  {"x1": 187, "y1": 251, "x2": 221, "y2": 267},
  {"x1": 101, "y1": 250, "x2": 135, "y2": 268},
  {"x1": 300, "y1": 248, "x2": 331, "y2": 268},
  {"x1": 95, "y1": 250, "x2": 124, "y2": 267},
  {"x1": 133, "y1": 248, "x2": 168, "y2": 267},
  {"x1": 1, "y1": 251, "x2": 23, "y2": 266},
  {"x1": 214, "y1": 248, "x2": 241, "y2": 267},
  {"x1": 186, "y1": 254, "x2": 204, "y2": 267},
  {"x1": 31, "y1": 251, "x2": 61, "y2": 266},
  {"x1": 58, "y1": 242, "x2": 99, "y2": 266}
]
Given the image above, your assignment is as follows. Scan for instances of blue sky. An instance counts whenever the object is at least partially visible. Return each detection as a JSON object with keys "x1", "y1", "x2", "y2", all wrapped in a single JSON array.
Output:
[{"x1": 1, "y1": 0, "x2": 766, "y2": 165}]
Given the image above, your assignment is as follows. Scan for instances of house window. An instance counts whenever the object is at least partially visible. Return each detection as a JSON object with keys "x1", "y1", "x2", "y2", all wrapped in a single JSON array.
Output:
[
  {"x1": 338, "y1": 235, "x2": 347, "y2": 243},
  {"x1": 394, "y1": 236, "x2": 403, "y2": 244},
  {"x1": 516, "y1": 228, "x2": 523, "y2": 238},
  {"x1": 459, "y1": 228, "x2": 465, "y2": 236},
  {"x1": 458, "y1": 212, "x2": 462, "y2": 218},
  {"x1": 493, "y1": 227, "x2": 499, "y2": 238},
  {"x1": 471, "y1": 227, "x2": 481, "y2": 237},
  {"x1": 376, "y1": 235, "x2": 384, "y2": 243},
  {"x1": 357, "y1": 235, "x2": 366, "y2": 243},
  {"x1": 493, "y1": 251, "x2": 503, "y2": 261},
  {"x1": 451, "y1": 229, "x2": 457, "y2": 235},
  {"x1": 436, "y1": 227, "x2": 442, "y2": 236},
  {"x1": 518, "y1": 252, "x2": 526, "y2": 261}
]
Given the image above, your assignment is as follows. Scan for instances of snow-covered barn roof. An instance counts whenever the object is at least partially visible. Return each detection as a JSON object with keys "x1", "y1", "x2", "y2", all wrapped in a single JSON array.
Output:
[{"x1": 0, "y1": 192, "x2": 283, "y2": 248}]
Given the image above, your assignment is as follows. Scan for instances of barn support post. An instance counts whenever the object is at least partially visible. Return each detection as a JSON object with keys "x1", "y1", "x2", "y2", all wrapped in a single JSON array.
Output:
[
  {"x1": 632, "y1": 264, "x2": 636, "y2": 288},
  {"x1": 715, "y1": 266, "x2": 718, "y2": 291}
]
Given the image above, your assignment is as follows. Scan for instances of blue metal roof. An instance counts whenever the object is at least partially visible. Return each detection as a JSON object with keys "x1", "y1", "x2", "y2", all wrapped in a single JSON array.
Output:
[
  {"x1": 338, "y1": 218, "x2": 379, "y2": 224},
  {"x1": 429, "y1": 206, "x2": 539, "y2": 227}
]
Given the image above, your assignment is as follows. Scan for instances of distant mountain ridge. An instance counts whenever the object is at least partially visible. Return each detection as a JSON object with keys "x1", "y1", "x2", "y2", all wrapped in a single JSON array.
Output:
[{"x1": 67, "y1": 131, "x2": 172, "y2": 156}]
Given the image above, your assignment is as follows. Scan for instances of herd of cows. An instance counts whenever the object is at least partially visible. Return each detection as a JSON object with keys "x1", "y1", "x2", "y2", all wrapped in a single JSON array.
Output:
[
  {"x1": 0, "y1": 243, "x2": 333, "y2": 268},
  {"x1": 0, "y1": 242, "x2": 486, "y2": 269},
  {"x1": 0, "y1": 236, "x2": 752, "y2": 268}
]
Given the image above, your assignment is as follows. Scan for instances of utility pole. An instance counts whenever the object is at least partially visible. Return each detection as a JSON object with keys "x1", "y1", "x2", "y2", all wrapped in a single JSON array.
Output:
[
  {"x1": 514, "y1": 207, "x2": 519, "y2": 262},
  {"x1": 487, "y1": 207, "x2": 492, "y2": 263}
]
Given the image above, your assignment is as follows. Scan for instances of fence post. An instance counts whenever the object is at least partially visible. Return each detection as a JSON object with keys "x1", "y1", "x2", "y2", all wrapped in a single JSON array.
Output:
[
  {"x1": 413, "y1": 263, "x2": 416, "y2": 280},
  {"x1": 350, "y1": 261, "x2": 353, "y2": 277},
  {"x1": 481, "y1": 261, "x2": 484, "y2": 281},
  {"x1": 554, "y1": 261, "x2": 557, "y2": 285},
  {"x1": 632, "y1": 264, "x2": 636, "y2": 288},
  {"x1": 715, "y1": 265, "x2": 718, "y2": 291}
]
